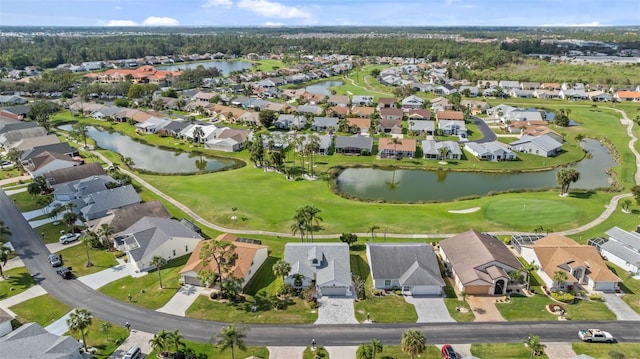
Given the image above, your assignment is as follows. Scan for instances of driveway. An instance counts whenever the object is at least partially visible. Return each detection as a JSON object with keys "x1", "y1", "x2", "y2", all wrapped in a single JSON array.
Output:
[
  {"x1": 157, "y1": 285, "x2": 208, "y2": 316},
  {"x1": 268, "y1": 346, "x2": 305, "y2": 359},
  {"x1": 602, "y1": 293, "x2": 640, "y2": 320},
  {"x1": 404, "y1": 295, "x2": 454, "y2": 323},
  {"x1": 108, "y1": 329, "x2": 154, "y2": 359},
  {"x1": 315, "y1": 296, "x2": 358, "y2": 324},
  {"x1": 78, "y1": 260, "x2": 137, "y2": 290},
  {"x1": 45, "y1": 310, "x2": 73, "y2": 335},
  {"x1": 467, "y1": 296, "x2": 506, "y2": 322},
  {"x1": 544, "y1": 342, "x2": 577, "y2": 359},
  {"x1": 325, "y1": 346, "x2": 357, "y2": 358},
  {"x1": 471, "y1": 116, "x2": 497, "y2": 143}
]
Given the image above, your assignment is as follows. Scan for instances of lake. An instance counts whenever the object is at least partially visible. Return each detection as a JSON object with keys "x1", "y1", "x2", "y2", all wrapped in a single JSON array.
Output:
[
  {"x1": 336, "y1": 139, "x2": 616, "y2": 202},
  {"x1": 58, "y1": 125, "x2": 242, "y2": 174},
  {"x1": 305, "y1": 81, "x2": 344, "y2": 96},
  {"x1": 157, "y1": 60, "x2": 253, "y2": 75}
]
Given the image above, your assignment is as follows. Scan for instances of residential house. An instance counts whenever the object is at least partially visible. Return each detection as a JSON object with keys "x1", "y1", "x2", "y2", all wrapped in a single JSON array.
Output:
[
  {"x1": 311, "y1": 117, "x2": 339, "y2": 132},
  {"x1": 377, "y1": 97, "x2": 397, "y2": 111},
  {"x1": 465, "y1": 141, "x2": 515, "y2": 161},
  {"x1": 0, "y1": 95, "x2": 27, "y2": 106},
  {"x1": 237, "y1": 111, "x2": 260, "y2": 126},
  {"x1": 510, "y1": 89, "x2": 534, "y2": 98},
  {"x1": 409, "y1": 120, "x2": 435, "y2": 136},
  {"x1": 520, "y1": 82, "x2": 541, "y2": 90},
  {"x1": 509, "y1": 134, "x2": 563, "y2": 157},
  {"x1": 541, "y1": 82, "x2": 561, "y2": 90},
  {"x1": 587, "y1": 91, "x2": 613, "y2": 102},
  {"x1": 422, "y1": 140, "x2": 462, "y2": 160},
  {"x1": 0, "y1": 322, "x2": 82, "y2": 359},
  {"x1": 438, "y1": 120, "x2": 467, "y2": 138},
  {"x1": 180, "y1": 233, "x2": 268, "y2": 288},
  {"x1": 90, "y1": 106, "x2": 121, "y2": 120},
  {"x1": 439, "y1": 230, "x2": 523, "y2": 295},
  {"x1": 326, "y1": 105, "x2": 350, "y2": 118},
  {"x1": 379, "y1": 108, "x2": 404, "y2": 121},
  {"x1": 296, "y1": 105, "x2": 323, "y2": 116},
  {"x1": 520, "y1": 234, "x2": 620, "y2": 292},
  {"x1": 299, "y1": 134, "x2": 333, "y2": 155},
  {"x1": 205, "y1": 127, "x2": 251, "y2": 152},
  {"x1": 377, "y1": 119, "x2": 403, "y2": 134},
  {"x1": 498, "y1": 80, "x2": 520, "y2": 90},
  {"x1": 0, "y1": 121, "x2": 38, "y2": 136},
  {"x1": 435, "y1": 110, "x2": 465, "y2": 122},
  {"x1": 275, "y1": 114, "x2": 307, "y2": 130},
  {"x1": 352, "y1": 95, "x2": 375, "y2": 106},
  {"x1": 614, "y1": 91, "x2": 640, "y2": 102},
  {"x1": 51, "y1": 174, "x2": 115, "y2": 202},
  {"x1": 458, "y1": 86, "x2": 480, "y2": 97},
  {"x1": 158, "y1": 120, "x2": 190, "y2": 137},
  {"x1": 366, "y1": 243, "x2": 445, "y2": 296},
  {"x1": 378, "y1": 138, "x2": 416, "y2": 159},
  {"x1": 504, "y1": 110, "x2": 544, "y2": 123},
  {"x1": 559, "y1": 89, "x2": 589, "y2": 101},
  {"x1": 401, "y1": 95, "x2": 425, "y2": 111},
  {"x1": 335, "y1": 135, "x2": 373, "y2": 155},
  {"x1": 301, "y1": 93, "x2": 325, "y2": 105},
  {"x1": 521, "y1": 126, "x2": 564, "y2": 143},
  {"x1": 7, "y1": 134, "x2": 60, "y2": 151},
  {"x1": 350, "y1": 106, "x2": 375, "y2": 118},
  {"x1": 25, "y1": 151, "x2": 82, "y2": 178},
  {"x1": 327, "y1": 95, "x2": 350, "y2": 107},
  {"x1": 534, "y1": 89, "x2": 561, "y2": 100},
  {"x1": 43, "y1": 163, "x2": 106, "y2": 187},
  {"x1": 477, "y1": 80, "x2": 498, "y2": 89},
  {"x1": 345, "y1": 118, "x2": 371, "y2": 134},
  {"x1": 430, "y1": 97, "x2": 452, "y2": 112},
  {"x1": 0, "y1": 126, "x2": 48, "y2": 147},
  {"x1": 117, "y1": 217, "x2": 203, "y2": 272},
  {"x1": 180, "y1": 124, "x2": 218, "y2": 143},
  {"x1": 135, "y1": 117, "x2": 171, "y2": 133},
  {"x1": 262, "y1": 102, "x2": 291, "y2": 113},
  {"x1": 284, "y1": 243, "x2": 352, "y2": 296},
  {"x1": 407, "y1": 109, "x2": 432, "y2": 120},
  {"x1": 592, "y1": 227, "x2": 640, "y2": 277},
  {"x1": 19, "y1": 143, "x2": 77, "y2": 164},
  {"x1": 80, "y1": 185, "x2": 141, "y2": 221},
  {"x1": 88, "y1": 200, "x2": 171, "y2": 233},
  {"x1": 413, "y1": 83, "x2": 435, "y2": 93},
  {"x1": 433, "y1": 84, "x2": 457, "y2": 96},
  {"x1": 282, "y1": 88, "x2": 306, "y2": 101},
  {"x1": 461, "y1": 100, "x2": 490, "y2": 115}
]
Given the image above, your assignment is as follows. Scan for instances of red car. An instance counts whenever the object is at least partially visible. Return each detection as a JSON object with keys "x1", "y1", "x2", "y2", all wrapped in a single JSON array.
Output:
[{"x1": 441, "y1": 344, "x2": 459, "y2": 359}]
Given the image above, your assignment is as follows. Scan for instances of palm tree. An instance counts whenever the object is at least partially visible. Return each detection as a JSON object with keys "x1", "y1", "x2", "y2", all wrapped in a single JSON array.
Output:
[
  {"x1": 81, "y1": 232, "x2": 97, "y2": 267},
  {"x1": 167, "y1": 329, "x2": 185, "y2": 355},
  {"x1": 368, "y1": 223, "x2": 380, "y2": 242},
  {"x1": 62, "y1": 212, "x2": 78, "y2": 230},
  {"x1": 553, "y1": 271, "x2": 568, "y2": 290},
  {"x1": 72, "y1": 122, "x2": 89, "y2": 147},
  {"x1": 27, "y1": 182, "x2": 41, "y2": 198},
  {"x1": 150, "y1": 256, "x2": 167, "y2": 289},
  {"x1": 521, "y1": 260, "x2": 538, "y2": 292},
  {"x1": 0, "y1": 221, "x2": 11, "y2": 243},
  {"x1": 272, "y1": 260, "x2": 291, "y2": 284},
  {"x1": 370, "y1": 338, "x2": 383, "y2": 359},
  {"x1": 99, "y1": 322, "x2": 112, "y2": 341},
  {"x1": 401, "y1": 329, "x2": 426, "y2": 359},
  {"x1": 213, "y1": 325, "x2": 248, "y2": 359},
  {"x1": 149, "y1": 329, "x2": 170, "y2": 357},
  {"x1": 390, "y1": 137, "x2": 402, "y2": 159},
  {"x1": 460, "y1": 291, "x2": 468, "y2": 303},
  {"x1": 438, "y1": 146, "x2": 449, "y2": 161},
  {"x1": 67, "y1": 308, "x2": 93, "y2": 354},
  {"x1": 556, "y1": 168, "x2": 580, "y2": 196},
  {"x1": 0, "y1": 247, "x2": 11, "y2": 279},
  {"x1": 524, "y1": 334, "x2": 546, "y2": 359},
  {"x1": 290, "y1": 215, "x2": 306, "y2": 242},
  {"x1": 192, "y1": 126, "x2": 205, "y2": 145},
  {"x1": 357, "y1": 343, "x2": 372, "y2": 359},
  {"x1": 302, "y1": 204, "x2": 323, "y2": 242},
  {"x1": 96, "y1": 223, "x2": 114, "y2": 248}
]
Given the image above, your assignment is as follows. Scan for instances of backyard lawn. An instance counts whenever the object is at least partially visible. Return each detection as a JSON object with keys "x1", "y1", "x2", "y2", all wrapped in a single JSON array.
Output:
[
  {"x1": 35, "y1": 221, "x2": 69, "y2": 244},
  {"x1": 0, "y1": 267, "x2": 36, "y2": 300},
  {"x1": 10, "y1": 293, "x2": 72, "y2": 327},
  {"x1": 9, "y1": 191, "x2": 52, "y2": 213}
]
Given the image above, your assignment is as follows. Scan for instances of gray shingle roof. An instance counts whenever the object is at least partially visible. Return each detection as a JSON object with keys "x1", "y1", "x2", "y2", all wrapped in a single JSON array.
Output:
[
  {"x1": 335, "y1": 136, "x2": 373, "y2": 150},
  {"x1": 20, "y1": 142, "x2": 77, "y2": 161},
  {"x1": 44, "y1": 163, "x2": 106, "y2": 186},
  {"x1": 367, "y1": 243, "x2": 444, "y2": 287},
  {"x1": 81, "y1": 185, "x2": 141, "y2": 219},
  {"x1": 284, "y1": 243, "x2": 351, "y2": 287},
  {"x1": 0, "y1": 322, "x2": 82, "y2": 359},
  {"x1": 421, "y1": 140, "x2": 462, "y2": 156},
  {"x1": 509, "y1": 134, "x2": 562, "y2": 152},
  {"x1": 122, "y1": 217, "x2": 203, "y2": 262}
]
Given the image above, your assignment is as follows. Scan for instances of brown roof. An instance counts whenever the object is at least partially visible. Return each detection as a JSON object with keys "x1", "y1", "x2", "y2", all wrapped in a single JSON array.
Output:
[
  {"x1": 378, "y1": 138, "x2": 416, "y2": 152},
  {"x1": 98, "y1": 200, "x2": 172, "y2": 233},
  {"x1": 541, "y1": 82, "x2": 561, "y2": 89},
  {"x1": 351, "y1": 106, "x2": 375, "y2": 116},
  {"x1": 346, "y1": 117, "x2": 371, "y2": 129},
  {"x1": 436, "y1": 110, "x2": 464, "y2": 121},
  {"x1": 327, "y1": 106, "x2": 349, "y2": 117},
  {"x1": 131, "y1": 111, "x2": 154, "y2": 123},
  {"x1": 380, "y1": 108, "x2": 404, "y2": 117},
  {"x1": 532, "y1": 234, "x2": 620, "y2": 283},
  {"x1": 377, "y1": 119, "x2": 402, "y2": 130},
  {"x1": 439, "y1": 230, "x2": 523, "y2": 285},
  {"x1": 44, "y1": 163, "x2": 106, "y2": 186},
  {"x1": 10, "y1": 134, "x2": 60, "y2": 151},
  {"x1": 328, "y1": 95, "x2": 350, "y2": 105},
  {"x1": 378, "y1": 97, "x2": 397, "y2": 105},
  {"x1": 407, "y1": 109, "x2": 432, "y2": 119},
  {"x1": 28, "y1": 151, "x2": 80, "y2": 172}
]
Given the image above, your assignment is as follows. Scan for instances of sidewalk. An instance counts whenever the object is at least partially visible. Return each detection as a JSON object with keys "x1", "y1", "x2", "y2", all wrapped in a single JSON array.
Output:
[
  {"x1": 0, "y1": 175, "x2": 30, "y2": 187},
  {"x1": 268, "y1": 346, "x2": 306, "y2": 359},
  {"x1": 157, "y1": 285, "x2": 209, "y2": 316}
]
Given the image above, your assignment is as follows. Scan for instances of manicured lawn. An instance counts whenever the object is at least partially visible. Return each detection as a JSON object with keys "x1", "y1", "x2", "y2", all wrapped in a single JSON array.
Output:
[
  {"x1": 443, "y1": 298, "x2": 475, "y2": 322},
  {"x1": 564, "y1": 299, "x2": 616, "y2": 321},
  {"x1": 55, "y1": 244, "x2": 119, "y2": 277},
  {"x1": 77, "y1": 320, "x2": 130, "y2": 359},
  {"x1": 9, "y1": 191, "x2": 51, "y2": 213},
  {"x1": 496, "y1": 294, "x2": 556, "y2": 321},
  {"x1": 35, "y1": 221, "x2": 68, "y2": 244},
  {"x1": 10, "y1": 293, "x2": 72, "y2": 327},
  {"x1": 361, "y1": 345, "x2": 441, "y2": 358},
  {"x1": 572, "y1": 342, "x2": 640, "y2": 359},
  {"x1": 99, "y1": 255, "x2": 189, "y2": 310},
  {"x1": 354, "y1": 294, "x2": 417, "y2": 323},
  {"x1": 484, "y1": 198, "x2": 579, "y2": 228},
  {"x1": 186, "y1": 294, "x2": 317, "y2": 324},
  {"x1": 471, "y1": 343, "x2": 549, "y2": 359},
  {"x1": 148, "y1": 338, "x2": 270, "y2": 359},
  {"x1": 607, "y1": 262, "x2": 640, "y2": 314},
  {"x1": 0, "y1": 267, "x2": 36, "y2": 300},
  {"x1": 243, "y1": 256, "x2": 279, "y2": 296}
]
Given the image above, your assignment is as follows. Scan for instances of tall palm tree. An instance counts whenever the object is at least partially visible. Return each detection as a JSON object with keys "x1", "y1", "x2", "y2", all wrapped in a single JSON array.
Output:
[
  {"x1": 67, "y1": 308, "x2": 93, "y2": 354},
  {"x1": 302, "y1": 204, "x2": 323, "y2": 242},
  {"x1": 96, "y1": 223, "x2": 114, "y2": 248},
  {"x1": 390, "y1": 137, "x2": 402, "y2": 159},
  {"x1": 150, "y1": 256, "x2": 167, "y2": 289},
  {"x1": 81, "y1": 232, "x2": 97, "y2": 267},
  {"x1": 553, "y1": 270, "x2": 568, "y2": 290},
  {"x1": 290, "y1": 213, "x2": 306, "y2": 242},
  {"x1": 0, "y1": 247, "x2": 11, "y2": 279},
  {"x1": 370, "y1": 338, "x2": 383, "y2": 359},
  {"x1": 167, "y1": 328, "x2": 184, "y2": 355},
  {"x1": 192, "y1": 126, "x2": 205, "y2": 145},
  {"x1": 213, "y1": 325, "x2": 248, "y2": 359},
  {"x1": 556, "y1": 168, "x2": 580, "y2": 196},
  {"x1": 99, "y1": 322, "x2": 112, "y2": 341},
  {"x1": 272, "y1": 260, "x2": 291, "y2": 284},
  {"x1": 149, "y1": 329, "x2": 170, "y2": 357},
  {"x1": 357, "y1": 343, "x2": 372, "y2": 359},
  {"x1": 368, "y1": 223, "x2": 380, "y2": 242},
  {"x1": 401, "y1": 329, "x2": 426, "y2": 359},
  {"x1": 521, "y1": 260, "x2": 538, "y2": 292},
  {"x1": 72, "y1": 122, "x2": 89, "y2": 147}
]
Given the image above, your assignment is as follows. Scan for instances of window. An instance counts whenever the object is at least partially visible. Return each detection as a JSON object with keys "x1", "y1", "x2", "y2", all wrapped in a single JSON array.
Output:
[
  {"x1": 185, "y1": 245, "x2": 188, "y2": 252},
  {"x1": 384, "y1": 280, "x2": 392, "y2": 286},
  {"x1": 173, "y1": 249, "x2": 176, "y2": 256}
]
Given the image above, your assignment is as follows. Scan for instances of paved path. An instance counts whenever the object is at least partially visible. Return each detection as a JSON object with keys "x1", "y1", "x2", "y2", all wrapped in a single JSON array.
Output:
[
  {"x1": 404, "y1": 296, "x2": 455, "y2": 323},
  {"x1": 0, "y1": 175, "x2": 30, "y2": 187},
  {"x1": 602, "y1": 293, "x2": 640, "y2": 321},
  {"x1": 157, "y1": 285, "x2": 209, "y2": 317},
  {"x1": 2, "y1": 256, "x2": 25, "y2": 271},
  {"x1": 46, "y1": 240, "x2": 82, "y2": 254},
  {"x1": 4, "y1": 187, "x2": 26, "y2": 196},
  {"x1": 544, "y1": 342, "x2": 577, "y2": 359},
  {"x1": 108, "y1": 329, "x2": 154, "y2": 359},
  {"x1": 268, "y1": 346, "x2": 306, "y2": 359},
  {"x1": 45, "y1": 310, "x2": 73, "y2": 335},
  {"x1": 29, "y1": 214, "x2": 62, "y2": 228},
  {"x1": 315, "y1": 296, "x2": 358, "y2": 324}
]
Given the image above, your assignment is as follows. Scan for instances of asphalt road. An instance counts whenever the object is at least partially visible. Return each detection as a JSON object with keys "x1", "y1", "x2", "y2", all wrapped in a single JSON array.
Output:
[
  {"x1": 471, "y1": 116, "x2": 497, "y2": 143},
  {"x1": 2, "y1": 189, "x2": 640, "y2": 346}
]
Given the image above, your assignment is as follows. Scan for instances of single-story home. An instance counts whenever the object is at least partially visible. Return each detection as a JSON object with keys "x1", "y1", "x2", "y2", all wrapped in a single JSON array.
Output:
[
  {"x1": 284, "y1": 243, "x2": 352, "y2": 297},
  {"x1": 439, "y1": 230, "x2": 523, "y2": 295},
  {"x1": 438, "y1": 120, "x2": 467, "y2": 138},
  {"x1": 595, "y1": 227, "x2": 640, "y2": 277},
  {"x1": 509, "y1": 134, "x2": 563, "y2": 157},
  {"x1": 0, "y1": 322, "x2": 82, "y2": 359},
  {"x1": 335, "y1": 135, "x2": 373, "y2": 155},
  {"x1": 378, "y1": 138, "x2": 417, "y2": 159},
  {"x1": 311, "y1": 117, "x2": 339, "y2": 132},
  {"x1": 366, "y1": 243, "x2": 445, "y2": 296},
  {"x1": 43, "y1": 162, "x2": 106, "y2": 187},
  {"x1": 25, "y1": 151, "x2": 83, "y2": 178},
  {"x1": 275, "y1": 114, "x2": 307, "y2": 130},
  {"x1": 422, "y1": 140, "x2": 462, "y2": 160},
  {"x1": 345, "y1": 118, "x2": 371, "y2": 133},
  {"x1": 464, "y1": 142, "x2": 516, "y2": 161},
  {"x1": 409, "y1": 120, "x2": 435, "y2": 136},
  {"x1": 80, "y1": 184, "x2": 141, "y2": 221}
]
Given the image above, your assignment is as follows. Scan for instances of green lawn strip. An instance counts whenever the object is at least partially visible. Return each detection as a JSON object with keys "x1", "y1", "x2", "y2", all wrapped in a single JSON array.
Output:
[
  {"x1": 76, "y1": 320, "x2": 130, "y2": 359},
  {"x1": 443, "y1": 298, "x2": 475, "y2": 322},
  {"x1": 572, "y1": 342, "x2": 640, "y2": 359},
  {"x1": 360, "y1": 345, "x2": 441, "y2": 359},
  {"x1": 99, "y1": 255, "x2": 188, "y2": 310},
  {"x1": 495, "y1": 294, "x2": 556, "y2": 321},
  {"x1": 567, "y1": 202, "x2": 640, "y2": 244},
  {"x1": 0, "y1": 267, "x2": 36, "y2": 300},
  {"x1": 10, "y1": 293, "x2": 72, "y2": 327},
  {"x1": 243, "y1": 256, "x2": 279, "y2": 296},
  {"x1": 55, "y1": 244, "x2": 119, "y2": 277},
  {"x1": 148, "y1": 338, "x2": 270, "y2": 359},
  {"x1": 0, "y1": 168, "x2": 23, "y2": 181},
  {"x1": 471, "y1": 343, "x2": 549, "y2": 359},
  {"x1": 303, "y1": 346, "x2": 328, "y2": 359},
  {"x1": 606, "y1": 263, "x2": 640, "y2": 314},
  {"x1": 35, "y1": 221, "x2": 69, "y2": 244},
  {"x1": 8, "y1": 191, "x2": 51, "y2": 212},
  {"x1": 564, "y1": 299, "x2": 616, "y2": 321},
  {"x1": 354, "y1": 294, "x2": 417, "y2": 323},
  {"x1": 186, "y1": 295, "x2": 317, "y2": 324}
]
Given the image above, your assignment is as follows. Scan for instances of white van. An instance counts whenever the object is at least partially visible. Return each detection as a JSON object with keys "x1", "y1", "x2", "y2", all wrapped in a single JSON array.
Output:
[{"x1": 122, "y1": 345, "x2": 141, "y2": 359}]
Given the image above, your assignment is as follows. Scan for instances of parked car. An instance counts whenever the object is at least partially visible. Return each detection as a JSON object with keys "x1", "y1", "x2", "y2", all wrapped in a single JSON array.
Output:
[
  {"x1": 441, "y1": 344, "x2": 460, "y2": 359},
  {"x1": 56, "y1": 267, "x2": 73, "y2": 279},
  {"x1": 578, "y1": 329, "x2": 614, "y2": 343},
  {"x1": 59, "y1": 232, "x2": 80, "y2": 244},
  {"x1": 48, "y1": 254, "x2": 62, "y2": 267}
]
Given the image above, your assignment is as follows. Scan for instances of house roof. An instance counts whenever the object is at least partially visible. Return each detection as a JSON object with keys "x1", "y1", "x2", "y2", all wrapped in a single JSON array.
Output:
[
  {"x1": 380, "y1": 108, "x2": 404, "y2": 117},
  {"x1": 328, "y1": 95, "x2": 350, "y2": 105},
  {"x1": 0, "y1": 121, "x2": 37, "y2": 135},
  {"x1": 27, "y1": 151, "x2": 81, "y2": 172},
  {"x1": 0, "y1": 126, "x2": 47, "y2": 145},
  {"x1": 378, "y1": 97, "x2": 397, "y2": 105},
  {"x1": 509, "y1": 134, "x2": 563, "y2": 152},
  {"x1": 409, "y1": 120, "x2": 435, "y2": 132},
  {"x1": 348, "y1": 106, "x2": 374, "y2": 116},
  {"x1": 312, "y1": 117, "x2": 339, "y2": 128},
  {"x1": 9, "y1": 134, "x2": 60, "y2": 151},
  {"x1": 43, "y1": 163, "x2": 106, "y2": 186},
  {"x1": 346, "y1": 117, "x2": 371, "y2": 129},
  {"x1": 440, "y1": 230, "x2": 523, "y2": 285},
  {"x1": 421, "y1": 140, "x2": 461, "y2": 156},
  {"x1": 122, "y1": 217, "x2": 203, "y2": 262},
  {"x1": 378, "y1": 138, "x2": 416, "y2": 152},
  {"x1": 408, "y1": 109, "x2": 431, "y2": 119},
  {"x1": 532, "y1": 234, "x2": 620, "y2": 283},
  {"x1": 0, "y1": 322, "x2": 82, "y2": 359},
  {"x1": 378, "y1": 119, "x2": 402, "y2": 130},
  {"x1": 367, "y1": 243, "x2": 444, "y2": 287},
  {"x1": 335, "y1": 135, "x2": 373, "y2": 150},
  {"x1": 605, "y1": 226, "x2": 640, "y2": 249},
  {"x1": 284, "y1": 243, "x2": 351, "y2": 287},
  {"x1": 615, "y1": 91, "x2": 640, "y2": 99},
  {"x1": 435, "y1": 110, "x2": 464, "y2": 121},
  {"x1": 80, "y1": 185, "x2": 141, "y2": 219},
  {"x1": 52, "y1": 174, "x2": 114, "y2": 198},
  {"x1": 91, "y1": 200, "x2": 171, "y2": 233},
  {"x1": 20, "y1": 142, "x2": 77, "y2": 162}
]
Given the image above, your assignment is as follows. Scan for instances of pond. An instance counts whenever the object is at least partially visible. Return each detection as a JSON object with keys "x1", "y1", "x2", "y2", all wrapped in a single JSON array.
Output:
[
  {"x1": 305, "y1": 81, "x2": 344, "y2": 96},
  {"x1": 58, "y1": 125, "x2": 242, "y2": 174},
  {"x1": 157, "y1": 60, "x2": 253, "y2": 75},
  {"x1": 336, "y1": 139, "x2": 616, "y2": 202}
]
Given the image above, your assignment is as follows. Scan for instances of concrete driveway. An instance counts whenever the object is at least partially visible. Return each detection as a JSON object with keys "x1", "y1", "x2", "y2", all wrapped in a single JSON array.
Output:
[
  {"x1": 315, "y1": 296, "x2": 358, "y2": 324},
  {"x1": 325, "y1": 346, "x2": 357, "y2": 359},
  {"x1": 78, "y1": 261, "x2": 136, "y2": 290},
  {"x1": 467, "y1": 296, "x2": 506, "y2": 322},
  {"x1": 268, "y1": 346, "x2": 305, "y2": 359},
  {"x1": 108, "y1": 329, "x2": 154, "y2": 359},
  {"x1": 602, "y1": 293, "x2": 640, "y2": 320},
  {"x1": 544, "y1": 342, "x2": 577, "y2": 359},
  {"x1": 157, "y1": 285, "x2": 208, "y2": 316},
  {"x1": 404, "y1": 295, "x2": 454, "y2": 323}
]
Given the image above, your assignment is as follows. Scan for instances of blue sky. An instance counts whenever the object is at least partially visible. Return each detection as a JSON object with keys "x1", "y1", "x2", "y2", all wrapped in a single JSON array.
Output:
[{"x1": 1, "y1": 0, "x2": 638, "y2": 27}]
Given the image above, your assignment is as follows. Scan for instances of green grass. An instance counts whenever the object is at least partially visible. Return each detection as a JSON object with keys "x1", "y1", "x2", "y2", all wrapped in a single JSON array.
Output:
[
  {"x1": 572, "y1": 342, "x2": 640, "y2": 359},
  {"x1": 0, "y1": 267, "x2": 36, "y2": 300},
  {"x1": 55, "y1": 244, "x2": 119, "y2": 277},
  {"x1": 471, "y1": 343, "x2": 549, "y2": 359},
  {"x1": 35, "y1": 221, "x2": 69, "y2": 244},
  {"x1": 496, "y1": 294, "x2": 556, "y2": 321},
  {"x1": 148, "y1": 338, "x2": 270, "y2": 359},
  {"x1": 99, "y1": 255, "x2": 189, "y2": 310},
  {"x1": 364, "y1": 345, "x2": 441, "y2": 359},
  {"x1": 77, "y1": 320, "x2": 130, "y2": 359},
  {"x1": 607, "y1": 263, "x2": 640, "y2": 314},
  {"x1": 484, "y1": 198, "x2": 580, "y2": 228},
  {"x1": 303, "y1": 346, "x2": 328, "y2": 359},
  {"x1": 186, "y1": 295, "x2": 317, "y2": 324},
  {"x1": 443, "y1": 298, "x2": 475, "y2": 322},
  {"x1": 564, "y1": 299, "x2": 616, "y2": 321},
  {"x1": 8, "y1": 192, "x2": 51, "y2": 212},
  {"x1": 354, "y1": 294, "x2": 418, "y2": 323},
  {"x1": 10, "y1": 293, "x2": 72, "y2": 327}
]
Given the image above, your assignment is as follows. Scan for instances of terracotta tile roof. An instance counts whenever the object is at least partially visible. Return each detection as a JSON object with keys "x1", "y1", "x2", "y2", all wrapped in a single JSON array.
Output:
[
  {"x1": 378, "y1": 138, "x2": 416, "y2": 152},
  {"x1": 616, "y1": 91, "x2": 640, "y2": 99},
  {"x1": 408, "y1": 109, "x2": 431, "y2": 119},
  {"x1": 351, "y1": 106, "x2": 375, "y2": 116},
  {"x1": 436, "y1": 110, "x2": 464, "y2": 121},
  {"x1": 346, "y1": 117, "x2": 371, "y2": 129},
  {"x1": 328, "y1": 106, "x2": 349, "y2": 116}
]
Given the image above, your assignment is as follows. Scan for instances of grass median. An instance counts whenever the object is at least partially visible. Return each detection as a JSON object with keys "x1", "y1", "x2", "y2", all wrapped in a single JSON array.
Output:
[{"x1": 0, "y1": 267, "x2": 36, "y2": 300}]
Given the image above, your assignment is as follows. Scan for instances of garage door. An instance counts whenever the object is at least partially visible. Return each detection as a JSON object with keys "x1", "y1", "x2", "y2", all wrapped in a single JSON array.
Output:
[
  {"x1": 464, "y1": 285, "x2": 490, "y2": 295},
  {"x1": 411, "y1": 286, "x2": 442, "y2": 296},
  {"x1": 183, "y1": 275, "x2": 201, "y2": 286},
  {"x1": 321, "y1": 286, "x2": 347, "y2": 296}
]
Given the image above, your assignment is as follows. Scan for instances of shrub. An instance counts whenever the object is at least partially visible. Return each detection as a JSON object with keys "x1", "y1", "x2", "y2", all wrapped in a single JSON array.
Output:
[
  {"x1": 588, "y1": 293, "x2": 603, "y2": 301},
  {"x1": 551, "y1": 291, "x2": 575, "y2": 303}
]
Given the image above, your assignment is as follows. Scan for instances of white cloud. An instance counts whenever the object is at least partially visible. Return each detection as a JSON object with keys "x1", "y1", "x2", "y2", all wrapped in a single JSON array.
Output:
[
  {"x1": 105, "y1": 19, "x2": 138, "y2": 26},
  {"x1": 114, "y1": 6, "x2": 122, "y2": 10},
  {"x1": 542, "y1": 21, "x2": 603, "y2": 27},
  {"x1": 142, "y1": 16, "x2": 180, "y2": 26},
  {"x1": 202, "y1": 0, "x2": 233, "y2": 8},
  {"x1": 264, "y1": 22, "x2": 283, "y2": 27},
  {"x1": 237, "y1": 0, "x2": 311, "y2": 19}
]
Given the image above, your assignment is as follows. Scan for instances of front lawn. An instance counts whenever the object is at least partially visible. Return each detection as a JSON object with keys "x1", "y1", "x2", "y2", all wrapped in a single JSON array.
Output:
[
  {"x1": 354, "y1": 294, "x2": 418, "y2": 323},
  {"x1": 443, "y1": 298, "x2": 475, "y2": 322},
  {"x1": 0, "y1": 267, "x2": 36, "y2": 300},
  {"x1": 607, "y1": 262, "x2": 640, "y2": 314},
  {"x1": 472, "y1": 343, "x2": 549, "y2": 359},
  {"x1": 360, "y1": 345, "x2": 441, "y2": 358},
  {"x1": 303, "y1": 346, "x2": 328, "y2": 359},
  {"x1": 99, "y1": 255, "x2": 189, "y2": 310},
  {"x1": 55, "y1": 244, "x2": 119, "y2": 277},
  {"x1": 564, "y1": 299, "x2": 615, "y2": 321},
  {"x1": 186, "y1": 294, "x2": 317, "y2": 324},
  {"x1": 496, "y1": 294, "x2": 556, "y2": 321},
  {"x1": 148, "y1": 338, "x2": 270, "y2": 359},
  {"x1": 10, "y1": 293, "x2": 72, "y2": 327},
  {"x1": 572, "y1": 342, "x2": 640, "y2": 359},
  {"x1": 9, "y1": 191, "x2": 51, "y2": 213},
  {"x1": 35, "y1": 221, "x2": 68, "y2": 244},
  {"x1": 76, "y1": 320, "x2": 130, "y2": 359}
]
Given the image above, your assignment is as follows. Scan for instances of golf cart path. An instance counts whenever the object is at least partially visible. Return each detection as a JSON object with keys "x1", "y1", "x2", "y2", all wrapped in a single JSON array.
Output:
[{"x1": 89, "y1": 107, "x2": 638, "y2": 239}]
